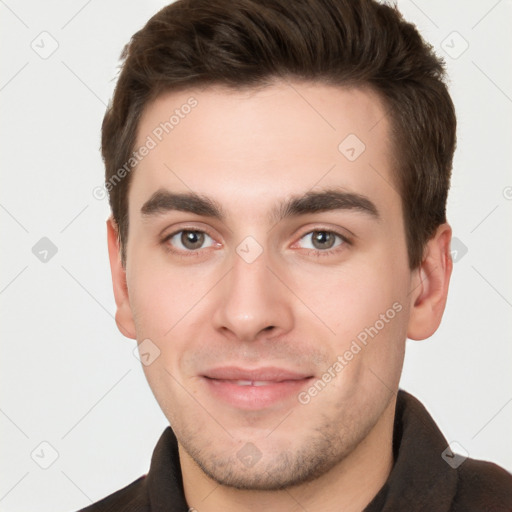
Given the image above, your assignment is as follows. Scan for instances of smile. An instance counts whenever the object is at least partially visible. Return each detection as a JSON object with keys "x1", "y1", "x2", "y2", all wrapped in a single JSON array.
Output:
[{"x1": 201, "y1": 367, "x2": 313, "y2": 410}]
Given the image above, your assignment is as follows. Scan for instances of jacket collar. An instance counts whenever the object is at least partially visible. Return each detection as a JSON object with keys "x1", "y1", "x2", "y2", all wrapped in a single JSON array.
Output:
[{"x1": 364, "y1": 390, "x2": 457, "y2": 511}]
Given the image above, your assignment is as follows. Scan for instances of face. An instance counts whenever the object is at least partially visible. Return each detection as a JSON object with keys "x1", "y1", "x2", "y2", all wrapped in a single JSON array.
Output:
[{"x1": 114, "y1": 82, "x2": 423, "y2": 489}]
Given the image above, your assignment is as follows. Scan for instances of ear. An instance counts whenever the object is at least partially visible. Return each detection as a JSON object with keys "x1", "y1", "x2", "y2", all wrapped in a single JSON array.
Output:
[
  {"x1": 107, "y1": 217, "x2": 136, "y2": 339},
  {"x1": 407, "y1": 223, "x2": 453, "y2": 340}
]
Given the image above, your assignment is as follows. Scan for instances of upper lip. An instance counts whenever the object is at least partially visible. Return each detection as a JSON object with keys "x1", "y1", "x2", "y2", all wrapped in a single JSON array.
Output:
[{"x1": 202, "y1": 366, "x2": 312, "y2": 382}]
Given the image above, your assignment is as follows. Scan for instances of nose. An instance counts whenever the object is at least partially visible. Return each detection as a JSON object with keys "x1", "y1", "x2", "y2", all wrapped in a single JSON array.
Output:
[{"x1": 211, "y1": 247, "x2": 294, "y2": 342}]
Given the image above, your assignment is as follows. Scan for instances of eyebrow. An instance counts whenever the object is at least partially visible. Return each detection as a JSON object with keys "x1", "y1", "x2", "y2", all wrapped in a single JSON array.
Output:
[
  {"x1": 140, "y1": 188, "x2": 380, "y2": 222},
  {"x1": 141, "y1": 190, "x2": 222, "y2": 218},
  {"x1": 272, "y1": 189, "x2": 379, "y2": 222}
]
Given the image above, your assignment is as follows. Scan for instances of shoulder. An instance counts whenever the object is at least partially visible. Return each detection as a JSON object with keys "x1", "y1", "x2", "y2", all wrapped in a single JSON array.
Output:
[
  {"x1": 452, "y1": 458, "x2": 512, "y2": 511},
  {"x1": 76, "y1": 475, "x2": 148, "y2": 512}
]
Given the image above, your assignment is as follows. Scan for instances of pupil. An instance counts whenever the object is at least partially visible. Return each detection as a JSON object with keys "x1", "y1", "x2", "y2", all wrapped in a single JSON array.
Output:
[
  {"x1": 181, "y1": 231, "x2": 204, "y2": 249},
  {"x1": 312, "y1": 231, "x2": 334, "y2": 249}
]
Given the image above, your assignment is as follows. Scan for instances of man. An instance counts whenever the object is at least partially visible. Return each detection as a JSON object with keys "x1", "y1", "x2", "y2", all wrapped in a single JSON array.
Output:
[{"x1": 82, "y1": 0, "x2": 512, "y2": 510}]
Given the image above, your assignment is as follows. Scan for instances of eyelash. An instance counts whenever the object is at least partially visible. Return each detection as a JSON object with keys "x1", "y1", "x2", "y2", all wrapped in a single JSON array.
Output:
[{"x1": 160, "y1": 228, "x2": 351, "y2": 257}]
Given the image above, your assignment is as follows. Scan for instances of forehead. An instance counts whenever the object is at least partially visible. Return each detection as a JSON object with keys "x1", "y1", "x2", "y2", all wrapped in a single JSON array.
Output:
[{"x1": 129, "y1": 81, "x2": 399, "y2": 219}]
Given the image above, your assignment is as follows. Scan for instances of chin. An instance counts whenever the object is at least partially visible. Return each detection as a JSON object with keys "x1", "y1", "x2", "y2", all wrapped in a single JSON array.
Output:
[{"x1": 180, "y1": 426, "x2": 358, "y2": 491}]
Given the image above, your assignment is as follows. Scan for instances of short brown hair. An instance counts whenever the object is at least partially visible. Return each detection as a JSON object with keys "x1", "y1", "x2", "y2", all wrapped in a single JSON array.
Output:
[{"x1": 102, "y1": 0, "x2": 456, "y2": 268}]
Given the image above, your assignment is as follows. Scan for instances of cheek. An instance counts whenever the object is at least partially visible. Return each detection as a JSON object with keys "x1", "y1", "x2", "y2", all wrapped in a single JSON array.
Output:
[
  {"x1": 290, "y1": 257, "x2": 409, "y2": 390},
  {"x1": 128, "y1": 275, "x2": 178, "y2": 339},
  {"x1": 291, "y1": 262, "x2": 404, "y2": 339},
  {"x1": 127, "y1": 253, "x2": 214, "y2": 340}
]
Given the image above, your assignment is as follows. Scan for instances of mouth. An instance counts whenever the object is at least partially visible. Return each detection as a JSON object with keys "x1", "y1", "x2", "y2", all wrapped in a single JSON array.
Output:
[{"x1": 201, "y1": 366, "x2": 314, "y2": 409}]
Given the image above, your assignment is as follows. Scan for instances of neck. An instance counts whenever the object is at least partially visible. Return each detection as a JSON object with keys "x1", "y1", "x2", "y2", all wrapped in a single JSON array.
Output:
[{"x1": 180, "y1": 399, "x2": 396, "y2": 512}]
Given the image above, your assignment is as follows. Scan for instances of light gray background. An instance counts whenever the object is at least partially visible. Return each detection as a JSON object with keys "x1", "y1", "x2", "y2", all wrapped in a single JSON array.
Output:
[{"x1": 1, "y1": 1, "x2": 511, "y2": 510}]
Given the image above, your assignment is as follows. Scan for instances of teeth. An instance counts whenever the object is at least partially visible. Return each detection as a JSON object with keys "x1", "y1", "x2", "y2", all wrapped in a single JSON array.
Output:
[
  {"x1": 235, "y1": 380, "x2": 253, "y2": 386},
  {"x1": 233, "y1": 380, "x2": 273, "y2": 386}
]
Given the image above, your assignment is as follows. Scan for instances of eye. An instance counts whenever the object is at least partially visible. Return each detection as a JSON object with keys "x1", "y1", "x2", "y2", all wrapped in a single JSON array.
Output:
[
  {"x1": 297, "y1": 230, "x2": 346, "y2": 251},
  {"x1": 165, "y1": 230, "x2": 216, "y2": 251}
]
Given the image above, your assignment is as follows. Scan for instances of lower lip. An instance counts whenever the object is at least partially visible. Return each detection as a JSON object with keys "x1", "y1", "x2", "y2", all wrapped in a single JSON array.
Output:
[{"x1": 203, "y1": 377, "x2": 312, "y2": 410}]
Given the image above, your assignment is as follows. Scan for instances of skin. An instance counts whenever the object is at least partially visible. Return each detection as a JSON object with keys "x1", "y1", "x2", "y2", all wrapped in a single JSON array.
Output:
[{"x1": 107, "y1": 81, "x2": 452, "y2": 512}]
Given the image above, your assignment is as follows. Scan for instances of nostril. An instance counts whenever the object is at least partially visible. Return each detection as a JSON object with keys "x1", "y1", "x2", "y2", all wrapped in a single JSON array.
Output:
[{"x1": 263, "y1": 325, "x2": 275, "y2": 331}]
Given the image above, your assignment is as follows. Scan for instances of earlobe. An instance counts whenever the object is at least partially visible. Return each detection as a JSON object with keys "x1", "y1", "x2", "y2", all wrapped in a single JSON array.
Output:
[
  {"x1": 106, "y1": 217, "x2": 137, "y2": 339},
  {"x1": 407, "y1": 223, "x2": 453, "y2": 341}
]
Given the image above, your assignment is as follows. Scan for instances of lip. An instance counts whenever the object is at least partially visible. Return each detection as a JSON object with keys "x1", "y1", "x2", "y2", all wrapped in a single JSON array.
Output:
[{"x1": 201, "y1": 366, "x2": 314, "y2": 410}]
